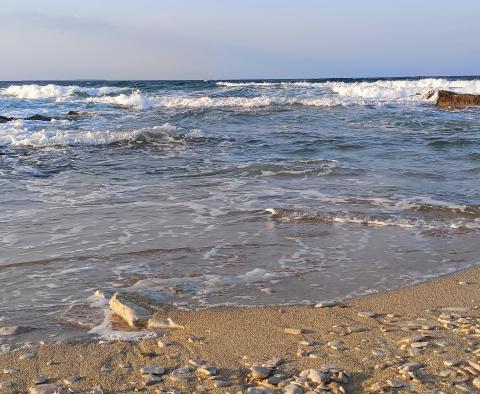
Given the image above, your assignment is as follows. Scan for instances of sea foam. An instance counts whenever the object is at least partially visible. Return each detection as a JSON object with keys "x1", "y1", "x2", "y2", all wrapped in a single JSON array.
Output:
[{"x1": 0, "y1": 84, "x2": 128, "y2": 100}]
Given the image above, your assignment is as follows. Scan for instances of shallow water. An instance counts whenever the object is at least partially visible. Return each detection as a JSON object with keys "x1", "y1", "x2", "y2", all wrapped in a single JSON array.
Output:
[{"x1": 0, "y1": 77, "x2": 479, "y2": 344}]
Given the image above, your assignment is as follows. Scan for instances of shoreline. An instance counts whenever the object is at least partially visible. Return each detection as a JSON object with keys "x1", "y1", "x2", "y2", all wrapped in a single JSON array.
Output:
[{"x1": 1, "y1": 266, "x2": 480, "y2": 393}]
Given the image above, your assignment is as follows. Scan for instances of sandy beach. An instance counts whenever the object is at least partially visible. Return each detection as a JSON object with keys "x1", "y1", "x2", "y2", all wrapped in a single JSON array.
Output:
[{"x1": 0, "y1": 266, "x2": 479, "y2": 393}]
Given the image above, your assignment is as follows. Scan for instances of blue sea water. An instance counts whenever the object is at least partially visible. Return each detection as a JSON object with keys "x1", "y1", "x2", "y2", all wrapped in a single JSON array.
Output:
[{"x1": 0, "y1": 77, "x2": 479, "y2": 343}]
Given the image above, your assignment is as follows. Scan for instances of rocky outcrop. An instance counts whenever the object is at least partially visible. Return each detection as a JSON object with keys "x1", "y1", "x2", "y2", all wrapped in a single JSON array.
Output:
[
  {"x1": 436, "y1": 90, "x2": 480, "y2": 108},
  {"x1": 0, "y1": 115, "x2": 15, "y2": 123}
]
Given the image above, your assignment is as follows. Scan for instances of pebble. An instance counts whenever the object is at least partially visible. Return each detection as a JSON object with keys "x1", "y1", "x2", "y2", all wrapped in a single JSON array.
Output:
[
  {"x1": 157, "y1": 339, "x2": 172, "y2": 348},
  {"x1": 141, "y1": 365, "x2": 165, "y2": 375},
  {"x1": 92, "y1": 385, "x2": 104, "y2": 394},
  {"x1": 299, "y1": 339, "x2": 316, "y2": 346},
  {"x1": 0, "y1": 381, "x2": 13, "y2": 389},
  {"x1": 467, "y1": 360, "x2": 480, "y2": 372},
  {"x1": 473, "y1": 376, "x2": 480, "y2": 388},
  {"x1": 443, "y1": 359, "x2": 460, "y2": 367},
  {"x1": 410, "y1": 341, "x2": 429, "y2": 348},
  {"x1": 20, "y1": 352, "x2": 36, "y2": 360},
  {"x1": 214, "y1": 380, "x2": 231, "y2": 388},
  {"x1": 327, "y1": 339, "x2": 345, "y2": 351},
  {"x1": 284, "y1": 328, "x2": 304, "y2": 335},
  {"x1": 371, "y1": 348, "x2": 386, "y2": 356},
  {"x1": 32, "y1": 376, "x2": 48, "y2": 385},
  {"x1": 28, "y1": 384, "x2": 61, "y2": 394},
  {"x1": 3, "y1": 368, "x2": 19, "y2": 374},
  {"x1": 188, "y1": 335, "x2": 202, "y2": 343},
  {"x1": 197, "y1": 366, "x2": 217, "y2": 376},
  {"x1": 358, "y1": 311, "x2": 377, "y2": 318},
  {"x1": 168, "y1": 366, "x2": 195, "y2": 383},
  {"x1": 315, "y1": 301, "x2": 337, "y2": 308},
  {"x1": 64, "y1": 375, "x2": 81, "y2": 385},
  {"x1": 297, "y1": 348, "x2": 309, "y2": 357},
  {"x1": 284, "y1": 384, "x2": 303, "y2": 394},
  {"x1": 144, "y1": 374, "x2": 163, "y2": 386},
  {"x1": 251, "y1": 365, "x2": 272, "y2": 380}
]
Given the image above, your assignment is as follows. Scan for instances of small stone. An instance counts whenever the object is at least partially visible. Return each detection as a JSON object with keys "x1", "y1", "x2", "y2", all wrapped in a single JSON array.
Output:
[
  {"x1": 473, "y1": 376, "x2": 480, "y2": 388},
  {"x1": 29, "y1": 384, "x2": 60, "y2": 394},
  {"x1": 399, "y1": 362, "x2": 423, "y2": 372},
  {"x1": 92, "y1": 385, "x2": 104, "y2": 394},
  {"x1": 157, "y1": 339, "x2": 172, "y2": 348},
  {"x1": 467, "y1": 360, "x2": 480, "y2": 372},
  {"x1": 284, "y1": 384, "x2": 303, "y2": 394},
  {"x1": 387, "y1": 379, "x2": 407, "y2": 388},
  {"x1": 32, "y1": 376, "x2": 48, "y2": 385},
  {"x1": 119, "y1": 362, "x2": 131, "y2": 369},
  {"x1": 213, "y1": 380, "x2": 231, "y2": 388},
  {"x1": 0, "y1": 381, "x2": 13, "y2": 389},
  {"x1": 20, "y1": 352, "x2": 36, "y2": 360},
  {"x1": 143, "y1": 374, "x2": 162, "y2": 386},
  {"x1": 64, "y1": 375, "x2": 81, "y2": 385},
  {"x1": 358, "y1": 311, "x2": 377, "y2": 318},
  {"x1": 251, "y1": 365, "x2": 272, "y2": 380},
  {"x1": 315, "y1": 301, "x2": 337, "y2": 308},
  {"x1": 109, "y1": 292, "x2": 151, "y2": 328},
  {"x1": 443, "y1": 359, "x2": 460, "y2": 367},
  {"x1": 3, "y1": 368, "x2": 19, "y2": 374},
  {"x1": 284, "y1": 328, "x2": 304, "y2": 335},
  {"x1": 140, "y1": 365, "x2": 165, "y2": 375},
  {"x1": 371, "y1": 348, "x2": 386, "y2": 356},
  {"x1": 327, "y1": 339, "x2": 345, "y2": 351},
  {"x1": 0, "y1": 326, "x2": 31, "y2": 336},
  {"x1": 188, "y1": 335, "x2": 202, "y2": 343},
  {"x1": 410, "y1": 341, "x2": 429, "y2": 348},
  {"x1": 299, "y1": 339, "x2": 316, "y2": 346},
  {"x1": 297, "y1": 348, "x2": 309, "y2": 357},
  {"x1": 197, "y1": 366, "x2": 217, "y2": 376},
  {"x1": 169, "y1": 366, "x2": 195, "y2": 383}
]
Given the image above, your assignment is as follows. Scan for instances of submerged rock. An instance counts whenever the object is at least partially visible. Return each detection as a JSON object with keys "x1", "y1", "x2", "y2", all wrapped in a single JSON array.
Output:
[
  {"x1": 0, "y1": 115, "x2": 15, "y2": 123},
  {"x1": 25, "y1": 114, "x2": 54, "y2": 121},
  {"x1": 436, "y1": 90, "x2": 480, "y2": 107}
]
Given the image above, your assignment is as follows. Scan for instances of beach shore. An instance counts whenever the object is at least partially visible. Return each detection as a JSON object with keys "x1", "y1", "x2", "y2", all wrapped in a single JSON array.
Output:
[{"x1": 1, "y1": 267, "x2": 479, "y2": 393}]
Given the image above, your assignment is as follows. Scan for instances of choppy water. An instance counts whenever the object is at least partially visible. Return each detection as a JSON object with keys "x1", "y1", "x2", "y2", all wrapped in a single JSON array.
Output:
[{"x1": 1, "y1": 77, "x2": 480, "y2": 344}]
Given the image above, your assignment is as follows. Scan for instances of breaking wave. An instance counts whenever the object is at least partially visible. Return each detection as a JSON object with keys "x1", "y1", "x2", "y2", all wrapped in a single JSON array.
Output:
[
  {"x1": 264, "y1": 206, "x2": 480, "y2": 232},
  {"x1": 0, "y1": 121, "x2": 178, "y2": 147},
  {"x1": 0, "y1": 84, "x2": 129, "y2": 100}
]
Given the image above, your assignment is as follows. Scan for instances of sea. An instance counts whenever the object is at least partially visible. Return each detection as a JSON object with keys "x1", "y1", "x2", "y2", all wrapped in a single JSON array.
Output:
[{"x1": 0, "y1": 77, "x2": 479, "y2": 345}]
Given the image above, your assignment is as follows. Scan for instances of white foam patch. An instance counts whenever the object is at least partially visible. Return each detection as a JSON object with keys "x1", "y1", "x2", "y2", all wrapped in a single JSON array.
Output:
[
  {"x1": 0, "y1": 122, "x2": 177, "y2": 147},
  {"x1": 0, "y1": 84, "x2": 128, "y2": 100}
]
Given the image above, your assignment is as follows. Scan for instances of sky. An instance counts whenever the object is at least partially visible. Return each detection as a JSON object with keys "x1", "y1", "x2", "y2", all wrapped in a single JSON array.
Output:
[{"x1": 1, "y1": 0, "x2": 479, "y2": 80}]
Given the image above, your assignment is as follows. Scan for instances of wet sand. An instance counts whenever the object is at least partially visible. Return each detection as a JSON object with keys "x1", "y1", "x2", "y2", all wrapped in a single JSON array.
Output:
[{"x1": 1, "y1": 266, "x2": 480, "y2": 393}]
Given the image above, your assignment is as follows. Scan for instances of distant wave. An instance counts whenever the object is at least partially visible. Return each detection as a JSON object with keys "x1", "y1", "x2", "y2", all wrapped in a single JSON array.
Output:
[
  {"x1": 218, "y1": 78, "x2": 480, "y2": 100},
  {"x1": 0, "y1": 121, "x2": 178, "y2": 147},
  {"x1": 87, "y1": 91, "x2": 370, "y2": 110},
  {"x1": 0, "y1": 84, "x2": 129, "y2": 100}
]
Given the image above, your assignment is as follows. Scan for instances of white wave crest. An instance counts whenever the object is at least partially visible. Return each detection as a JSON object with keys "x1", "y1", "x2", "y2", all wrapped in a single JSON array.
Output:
[
  {"x1": 0, "y1": 122, "x2": 177, "y2": 147},
  {"x1": 217, "y1": 78, "x2": 480, "y2": 102},
  {"x1": 326, "y1": 78, "x2": 480, "y2": 100},
  {"x1": 0, "y1": 84, "x2": 128, "y2": 100}
]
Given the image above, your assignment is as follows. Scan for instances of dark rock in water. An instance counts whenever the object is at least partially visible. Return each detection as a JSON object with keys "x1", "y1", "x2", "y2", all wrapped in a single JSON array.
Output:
[
  {"x1": 67, "y1": 110, "x2": 80, "y2": 116},
  {"x1": 0, "y1": 115, "x2": 15, "y2": 123},
  {"x1": 436, "y1": 90, "x2": 480, "y2": 108},
  {"x1": 26, "y1": 114, "x2": 53, "y2": 121}
]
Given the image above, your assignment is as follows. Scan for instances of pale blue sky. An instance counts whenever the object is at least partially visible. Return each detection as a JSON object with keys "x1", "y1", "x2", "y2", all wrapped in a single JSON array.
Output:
[{"x1": 1, "y1": 0, "x2": 479, "y2": 80}]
